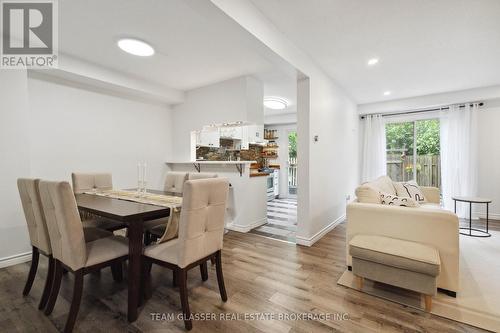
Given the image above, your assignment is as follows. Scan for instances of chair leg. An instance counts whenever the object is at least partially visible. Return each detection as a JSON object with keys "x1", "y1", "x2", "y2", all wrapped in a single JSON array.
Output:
[
  {"x1": 23, "y1": 246, "x2": 40, "y2": 296},
  {"x1": 45, "y1": 260, "x2": 63, "y2": 315},
  {"x1": 64, "y1": 269, "x2": 84, "y2": 333},
  {"x1": 214, "y1": 250, "x2": 227, "y2": 302},
  {"x1": 210, "y1": 257, "x2": 216, "y2": 265},
  {"x1": 110, "y1": 261, "x2": 123, "y2": 282},
  {"x1": 200, "y1": 262, "x2": 208, "y2": 282},
  {"x1": 144, "y1": 231, "x2": 152, "y2": 246},
  {"x1": 172, "y1": 269, "x2": 178, "y2": 287},
  {"x1": 142, "y1": 258, "x2": 152, "y2": 301},
  {"x1": 177, "y1": 267, "x2": 192, "y2": 330},
  {"x1": 38, "y1": 255, "x2": 55, "y2": 310}
]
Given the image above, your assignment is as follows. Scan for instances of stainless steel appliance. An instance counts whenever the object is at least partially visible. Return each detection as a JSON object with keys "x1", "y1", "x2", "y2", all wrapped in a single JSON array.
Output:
[{"x1": 266, "y1": 173, "x2": 275, "y2": 201}]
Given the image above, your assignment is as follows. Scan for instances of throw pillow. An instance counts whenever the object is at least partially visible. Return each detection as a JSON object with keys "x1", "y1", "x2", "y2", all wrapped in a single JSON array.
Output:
[
  {"x1": 380, "y1": 193, "x2": 420, "y2": 207},
  {"x1": 393, "y1": 180, "x2": 427, "y2": 202}
]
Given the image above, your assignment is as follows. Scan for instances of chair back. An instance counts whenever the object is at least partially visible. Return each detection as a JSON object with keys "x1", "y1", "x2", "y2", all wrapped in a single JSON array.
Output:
[
  {"x1": 71, "y1": 172, "x2": 113, "y2": 194},
  {"x1": 39, "y1": 180, "x2": 87, "y2": 270},
  {"x1": 17, "y1": 178, "x2": 52, "y2": 255},
  {"x1": 164, "y1": 172, "x2": 188, "y2": 194},
  {"x1": 177, "y1": 178, "x2": 229, "y2": 268},
  {"x1": 188, "y1": 172, "x2": 218, "y2": 180}
]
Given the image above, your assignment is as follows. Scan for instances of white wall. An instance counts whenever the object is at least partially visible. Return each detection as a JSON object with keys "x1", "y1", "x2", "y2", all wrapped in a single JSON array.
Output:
[
  {"x1": 0, "y1": 72, "x2": 173, "y2": 264},
  {"x1": 264, "y1": 123, "x2": 296, "y2": 198},
  {"x1": 0, "y1": 70, "x2": 33, "y2": 263},
  {"x1": 264, "y1": 112, "x2": 297, "y2": 125},
  {"x1": 172, "y1": 76, "x2": 264, "y2": 161},
  {"x1": 212, "y1": 0, "x2": 360, "y2": 246},
  {"x1": 27, "y1": 76, "x2": 174, "y2": 190}
]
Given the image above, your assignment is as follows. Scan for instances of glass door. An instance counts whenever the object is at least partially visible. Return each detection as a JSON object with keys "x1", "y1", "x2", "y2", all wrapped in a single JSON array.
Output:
[{"x1": 287, "y1": 130, "x2": 297, "y2": 196}]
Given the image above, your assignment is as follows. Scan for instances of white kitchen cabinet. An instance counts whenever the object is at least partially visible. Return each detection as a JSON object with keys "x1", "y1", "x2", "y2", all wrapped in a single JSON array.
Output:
[
  {"x1": 219, "y1": 126, "x2": 243, "y2": 139},
  {"x1": 240, "y1": 126, "x2": 249, "y2": 150},
  {"x1": 198, "y1": 128, "x2": 220, "y2": 148},
  {"x1": 247, "y1": 124, "x2": 264, "y2": 144}
]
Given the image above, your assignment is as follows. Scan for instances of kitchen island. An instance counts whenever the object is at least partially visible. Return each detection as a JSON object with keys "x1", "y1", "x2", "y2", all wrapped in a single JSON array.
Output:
[{"x1": 166, "y1": 161, "x2": 267, "y2": 232}]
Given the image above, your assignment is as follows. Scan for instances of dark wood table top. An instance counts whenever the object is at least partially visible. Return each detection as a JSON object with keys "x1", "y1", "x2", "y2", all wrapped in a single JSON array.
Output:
[{"x1": 75, "y1": 192, "x2": 171, "y2": 223}]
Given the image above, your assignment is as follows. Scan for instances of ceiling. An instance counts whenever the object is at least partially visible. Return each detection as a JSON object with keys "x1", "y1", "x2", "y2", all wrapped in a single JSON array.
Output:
[
  {"x1": 59, "y1": 0, "x2": 296, "y2": 98},
  {"x1": 250, "y1": 0, "x2": 500, "y2": 104}
]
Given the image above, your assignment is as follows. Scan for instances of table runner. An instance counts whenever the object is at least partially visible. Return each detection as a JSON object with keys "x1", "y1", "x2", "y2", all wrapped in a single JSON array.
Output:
[{"x1": 84, "y1": 190, "x2": 182, "y2": 243}]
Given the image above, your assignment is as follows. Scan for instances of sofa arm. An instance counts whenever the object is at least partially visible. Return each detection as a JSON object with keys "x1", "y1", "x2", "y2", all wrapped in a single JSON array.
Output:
[
  {"x1": 420, "y1": 186, "x2": 441, "y2": 204},
  {"x1": 346, "y1": 202, "x2": 459, "y2": 292}
]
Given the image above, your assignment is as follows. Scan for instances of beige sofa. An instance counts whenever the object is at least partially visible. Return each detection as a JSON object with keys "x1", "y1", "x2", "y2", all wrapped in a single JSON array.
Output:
[{"x1": 346, "y1": 176, "x2": 459, "y2": 295}]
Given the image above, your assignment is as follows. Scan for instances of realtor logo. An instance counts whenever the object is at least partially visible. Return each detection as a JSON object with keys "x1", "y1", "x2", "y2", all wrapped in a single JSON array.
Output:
[{"x1": 1, "y1": 0, "x2": 58, "y2": 68}]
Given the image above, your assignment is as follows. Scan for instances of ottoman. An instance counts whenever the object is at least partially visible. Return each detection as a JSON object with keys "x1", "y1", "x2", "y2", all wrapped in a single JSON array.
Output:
[{"x1": 349, "y1": 235, "x2": 441, "y2": 311}]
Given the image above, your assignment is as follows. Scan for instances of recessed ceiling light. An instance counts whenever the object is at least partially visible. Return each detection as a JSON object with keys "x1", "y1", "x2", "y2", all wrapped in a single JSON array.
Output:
[
  {"x1": 117, "y1": 38, "x2": 155, "y2": 57},
  {"x1": 367, "y1": 58, "x2": 379, "y2": 66},
  {"x1": 264, "y1": 97, "x2": 288, "y2": 110},
  {"x1": 383, "y1": 91, "x2": 392, "y2": 96}
]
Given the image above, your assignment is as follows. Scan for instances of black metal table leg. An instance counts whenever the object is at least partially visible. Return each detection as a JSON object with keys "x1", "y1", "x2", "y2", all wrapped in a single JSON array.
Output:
[
  {"x1": 486, "y1": 202, "x2": 489, "y2": 233},
  {"x1": 469, "y1": 202, "x2": 472, "y2": 236}
]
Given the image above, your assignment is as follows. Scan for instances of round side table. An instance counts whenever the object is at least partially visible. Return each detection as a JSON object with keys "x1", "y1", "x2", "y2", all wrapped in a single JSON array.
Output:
[{"x1": 452, "y1": 196, "x2": 492, "y2": 238}]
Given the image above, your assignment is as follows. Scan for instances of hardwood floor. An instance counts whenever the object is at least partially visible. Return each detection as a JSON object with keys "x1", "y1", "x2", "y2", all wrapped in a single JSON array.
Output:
[{"x1": 0, "y1": 221, "x2": 489, "y2": 332}]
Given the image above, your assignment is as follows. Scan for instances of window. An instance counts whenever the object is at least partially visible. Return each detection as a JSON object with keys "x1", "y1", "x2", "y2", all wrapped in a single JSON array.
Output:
[{"x1": 386, "y1": 119, "x2": 441, "y2": 188}]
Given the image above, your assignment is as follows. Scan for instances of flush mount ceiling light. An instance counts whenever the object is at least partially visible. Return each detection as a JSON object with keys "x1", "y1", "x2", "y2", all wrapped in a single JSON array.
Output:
[
  {"x1": 117, "y1": 38, "x2": 155, "y2": 57},
  {"x1": 383, "y1": 91, "x2": 392, "y2": 96},
  {"x1": 367, "y1": 58, "x2": 379, "y2": 66},
  {"x1": 264, "y1": 97, "x2": 288, "y2": 110}
]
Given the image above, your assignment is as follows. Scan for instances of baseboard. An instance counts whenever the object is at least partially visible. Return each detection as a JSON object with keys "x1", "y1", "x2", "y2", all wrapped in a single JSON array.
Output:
[
  {"x1": 226, "y1": 217, "x2": 267, "y2": 233},
  {"x1": 476, "y1": 212, "x2": 500, "y2": 221},
  {"x1": 296, "y1": 214, "x2": 345, "y2": 247},
  {"x1": 0, "y1": 251, "x2": 32, "y2": 269}
]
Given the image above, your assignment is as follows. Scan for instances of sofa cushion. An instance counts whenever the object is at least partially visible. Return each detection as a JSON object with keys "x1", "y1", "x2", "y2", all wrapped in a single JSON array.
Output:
[
  {"x1": 380, "y1": 193, "x2": 420, "y2": 207},
  {"x1": 349, "y1": 235, "x2": 441, "y2": 276},
  {"x1": 393, "y1": 180, "x2": 427, "y2": 202},
  {"x1": 356, "y1": 176, "x2": 396, "y2": 204}
]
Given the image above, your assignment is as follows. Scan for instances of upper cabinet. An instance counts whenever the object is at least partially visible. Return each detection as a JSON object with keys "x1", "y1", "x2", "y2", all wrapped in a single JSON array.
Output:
[
  {"x1": 247, "y1": 124, "x2": 264, "y2": 144},
  {"x1": 197, "y1": 128, "x2": 220, "y2": 148},
  {"x1": 194, "y1": 123, "x2": 264, "y2": 151},
  {"x1": 219, "y1": 126, "x2": 243, "y2": 140}
]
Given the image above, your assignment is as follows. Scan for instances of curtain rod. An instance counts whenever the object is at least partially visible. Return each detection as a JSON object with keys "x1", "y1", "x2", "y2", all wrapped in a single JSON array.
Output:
[{"x1": 360, "y1": 102, "x2": 484, "y2": 120}]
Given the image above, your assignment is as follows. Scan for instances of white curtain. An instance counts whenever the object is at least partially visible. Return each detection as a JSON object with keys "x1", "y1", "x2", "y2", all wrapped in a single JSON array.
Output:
[
  {"x1": 361, "y1": 114, "x2": 387, "y2": 182},
  {"x1": 440, "y1": 104, "x2": 479, "y2": 217}
]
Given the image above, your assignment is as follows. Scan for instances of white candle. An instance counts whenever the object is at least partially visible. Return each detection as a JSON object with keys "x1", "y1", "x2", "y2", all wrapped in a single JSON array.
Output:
[
  {"x1": 137, "y1": 163, "x2": 141, "y2": 183},
  {"x1": 143, "y1": 162, "x2": 147, "y2": 183}
]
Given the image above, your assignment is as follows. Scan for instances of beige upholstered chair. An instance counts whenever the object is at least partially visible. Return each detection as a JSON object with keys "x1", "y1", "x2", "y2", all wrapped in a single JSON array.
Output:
[
  {"x1": 143, "y1": 178, "x2": 229, "y2": 330},
  {"x1": 164, "y1": 171, "x2": 189, "y2": 194},
  {"x1": 71, "y1": 172, "x2": 125, "y2": 231},
  {"x1": 144, "y1": 172, "x2": 188, "y2": 244},
  {"x1": 17, "y1": 178, "x2": 113, "y2": 311},
  {"x1": 188, "y1": 172, "x2": 218, "y2": 180},
  {"x1": 17, "y1": 178, "x2": 54, "y2": 310},
  {"x1": 38, "y1": 180, "x2": 129, "y2": 333}
]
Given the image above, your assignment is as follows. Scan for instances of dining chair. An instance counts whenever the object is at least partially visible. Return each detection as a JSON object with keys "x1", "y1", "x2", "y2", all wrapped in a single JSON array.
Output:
[
  {"x1": 17, "y1": 178, "x2": 55, "y2": 310},
  {"x1": 144, "y1": 172, "x2": 188, "y2": 245},
  {"x1": 38, "y1": 180, "x2": 129, "y2": 333},
  {"x1": 188, "y1": 172, "x2": 218, "y2": 180},
  {"x1": 17, "y1": 178, "x2": 115, "y2": 312},
  {"x1": 71, "y1": 172, "x2": 126, "y2": 232},
  {"x1": 142, "y1": 178, "x2": 229, "y2": 330}
]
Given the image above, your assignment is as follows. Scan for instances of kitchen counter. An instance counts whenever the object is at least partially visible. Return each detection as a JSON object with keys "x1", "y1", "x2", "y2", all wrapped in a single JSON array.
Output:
[
  {"x1": 250, "y1": 172, "x2": 271, "y2": 177},
  {"x1": 166, "y1": 161, "x2": 267, "y2": 233}
]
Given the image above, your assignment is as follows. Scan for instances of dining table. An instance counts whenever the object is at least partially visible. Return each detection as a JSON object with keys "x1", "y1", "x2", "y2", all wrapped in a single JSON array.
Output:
[{"x1": 75, "y1": 190, "x2": 172, "y2": 322}]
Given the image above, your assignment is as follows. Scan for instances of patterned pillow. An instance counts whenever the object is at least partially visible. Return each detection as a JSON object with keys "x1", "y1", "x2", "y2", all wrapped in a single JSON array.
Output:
[
  {"x1": 393, "y1": 181, "x2": 427, "y2": 202},
  {"x1": 380, "y1": 193, "x2": 420, "y2": 207}
]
